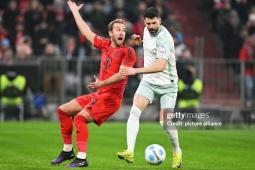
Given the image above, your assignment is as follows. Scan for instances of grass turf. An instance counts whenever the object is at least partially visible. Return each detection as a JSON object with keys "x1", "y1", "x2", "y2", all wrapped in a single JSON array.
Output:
[{"x1": 0, "y1": 121, "x2": 254, "y2": 170}]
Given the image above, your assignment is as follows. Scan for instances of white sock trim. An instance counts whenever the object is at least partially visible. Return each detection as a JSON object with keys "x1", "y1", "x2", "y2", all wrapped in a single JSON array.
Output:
[{"x1": 63, "y1": 144, "x2": 73, "y2": 152}]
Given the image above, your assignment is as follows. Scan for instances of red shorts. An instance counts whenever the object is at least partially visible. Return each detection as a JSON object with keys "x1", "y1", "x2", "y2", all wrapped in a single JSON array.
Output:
[{"x1": 75, "y1": 92, "x2": 122, "y2": 126}]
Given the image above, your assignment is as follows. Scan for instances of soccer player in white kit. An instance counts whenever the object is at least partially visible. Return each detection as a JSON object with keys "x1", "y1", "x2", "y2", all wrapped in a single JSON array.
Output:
[{"x1": 117, "y1": 7, "x2": 182, "y2": 168}]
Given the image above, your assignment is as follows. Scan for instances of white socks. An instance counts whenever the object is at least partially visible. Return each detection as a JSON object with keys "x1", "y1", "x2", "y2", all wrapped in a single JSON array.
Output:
[
  {"x1": 77, "y1": 152, "x2": 87, "y2": 159},
  {"x1": 63, "y1": 144, "x2": 73, "y2": 152},
  {"x1": 160, "y1": 121, "x2": 181, "y2": 154},
  {"x1": 127, "y1": 106, "x2": 141, "y2": 152},
  {"x1": 63, "y1": 144, "x2": 86, "y2": 159}
]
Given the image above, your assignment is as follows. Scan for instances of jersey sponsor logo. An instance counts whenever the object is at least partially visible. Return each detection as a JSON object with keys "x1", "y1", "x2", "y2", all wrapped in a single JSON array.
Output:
[
  {"x1": 157, "y1": 45, "x2": 166, "y2": 54},
  {"x1": 103, "y1": 56, "x2": 112, "y2": 71}
]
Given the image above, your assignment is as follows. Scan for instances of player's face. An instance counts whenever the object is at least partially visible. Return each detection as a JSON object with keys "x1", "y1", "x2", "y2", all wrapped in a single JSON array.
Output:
[
  {"x1": 144, "y1": 17, "x2": 161, "y2": 35},
  {"x1": 109, "y1": 23, "x2": 126, "y2": 47}
]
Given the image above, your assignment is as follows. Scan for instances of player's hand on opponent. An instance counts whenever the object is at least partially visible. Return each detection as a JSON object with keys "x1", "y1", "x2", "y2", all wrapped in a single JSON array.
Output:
[
  {"x1": 67, "y1": 0, "x2": 83, "y2": 13},
  {"x1": 87, "y1": 75, "x2": 103, "y2": 90},
  {"x1": 131, "y1": 34, "x2": 142, "y2": 46},
  {"x1": 120, "y1": 67, "x2": 137, "y2": 76}
]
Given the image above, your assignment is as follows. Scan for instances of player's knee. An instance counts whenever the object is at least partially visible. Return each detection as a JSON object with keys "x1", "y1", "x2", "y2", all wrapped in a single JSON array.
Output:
[
  {"x1": 130, "y1": 105, "x2": 142, "y2": 118},
  {"x1": 57, "y1": 107, "x2": 68, "y2": 118},
  {"x1": 74, "y1": 114, "x2": 88, "y2": 127}
]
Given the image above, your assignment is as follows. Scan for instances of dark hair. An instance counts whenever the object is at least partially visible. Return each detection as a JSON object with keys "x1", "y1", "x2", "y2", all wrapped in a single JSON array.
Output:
[
  {"x1": 108, "y1": 18, "x2": 125, "y2": 32},
  {"x1": 143, "y1": 7, "x2": 160, "y2": 19}
]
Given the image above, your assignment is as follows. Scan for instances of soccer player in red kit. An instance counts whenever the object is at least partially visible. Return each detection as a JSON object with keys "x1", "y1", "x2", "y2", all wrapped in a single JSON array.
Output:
[{"x1": 50, "y1": 0, "x2": 136, "y2": 168}]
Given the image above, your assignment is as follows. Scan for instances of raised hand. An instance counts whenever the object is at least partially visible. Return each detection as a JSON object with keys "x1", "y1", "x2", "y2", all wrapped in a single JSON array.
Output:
[
  {"x1": 87, "y1": 75, "x2": 103, "y2": 90},
  {"x1": 67, "y1": 0, "x2": 83, "y2": 13},
  {"x1": 131, "y1": 34, "x2": 142, "y2": 46}
]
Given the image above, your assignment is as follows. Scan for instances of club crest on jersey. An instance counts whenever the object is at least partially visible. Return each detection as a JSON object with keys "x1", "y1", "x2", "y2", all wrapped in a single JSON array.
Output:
[
  {"x1": 157, "y1": 45, "x2": 166, "y2": 54},
  {"x1": 114, "y1": 51, "x2": 120, "y2": 57}
]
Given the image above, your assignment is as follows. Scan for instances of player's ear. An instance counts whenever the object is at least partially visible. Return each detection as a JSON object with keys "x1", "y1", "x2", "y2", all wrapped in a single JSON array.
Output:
[
  {"x1": 109, "y1": 31, "x2": 113, "y2": 37},
  {"x1": 158, "y1": 18, "x2": 162, "y2": 24}
]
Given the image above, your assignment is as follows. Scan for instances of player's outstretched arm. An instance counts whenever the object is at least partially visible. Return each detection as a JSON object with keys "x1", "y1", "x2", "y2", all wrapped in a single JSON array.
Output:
[
  {"x1": 67, "y1": 0, "x2": 95, "y2": 44},
  {"x1": 120, "y1": 59, "x2": 167, "y2": 76},
  {"x1": 87, "y1": 65, "x2": 128, "y2": 90}
]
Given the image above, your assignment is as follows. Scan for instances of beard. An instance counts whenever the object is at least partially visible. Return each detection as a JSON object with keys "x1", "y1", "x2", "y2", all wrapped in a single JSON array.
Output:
[{"x1": 149, "y1": 28, "x2": 158, "y2": 35}]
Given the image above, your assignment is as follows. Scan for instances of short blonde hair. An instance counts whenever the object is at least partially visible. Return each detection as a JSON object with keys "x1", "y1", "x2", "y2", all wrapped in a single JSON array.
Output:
[{"x1": 108, "y1": 19, "x2": 125, "y2": 32}]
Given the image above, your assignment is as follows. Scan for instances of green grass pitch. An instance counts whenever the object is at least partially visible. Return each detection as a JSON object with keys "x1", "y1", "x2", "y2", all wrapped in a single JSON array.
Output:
[{"x1": 0, "y1": 121, "x2": 254, "y2": 170}]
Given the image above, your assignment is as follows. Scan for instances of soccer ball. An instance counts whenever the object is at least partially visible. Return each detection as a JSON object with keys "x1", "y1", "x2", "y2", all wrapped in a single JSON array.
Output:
[{"x1": 144, "y1": 144, "x2": 166, "y2": 165}]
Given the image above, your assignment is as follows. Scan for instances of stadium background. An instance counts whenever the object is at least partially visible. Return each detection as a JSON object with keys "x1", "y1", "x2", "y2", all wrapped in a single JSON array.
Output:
[
  {"x1": 0, "y1": 1, "x2": 255, "y2": 170},
  {"x1": 1, "y1": 0, "x2": 254, "y2": 123}
]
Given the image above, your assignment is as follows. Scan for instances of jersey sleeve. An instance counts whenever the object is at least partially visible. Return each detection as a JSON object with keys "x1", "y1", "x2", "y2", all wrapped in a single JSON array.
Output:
[
  {"x1": 156, "y1": 33, "x2": 174, "y2": 60},
  {"x1": 93, "y1": 35, "x2": 106, "y2": 50},
  {"x1": 121, "y1": 46, "x2": 136, "y2": 67}
]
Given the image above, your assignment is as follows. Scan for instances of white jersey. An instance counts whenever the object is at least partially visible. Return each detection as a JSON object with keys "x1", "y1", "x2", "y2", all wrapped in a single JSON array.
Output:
[{"x1": 142, "y1": 25, "x2": 178, "y2": 86}]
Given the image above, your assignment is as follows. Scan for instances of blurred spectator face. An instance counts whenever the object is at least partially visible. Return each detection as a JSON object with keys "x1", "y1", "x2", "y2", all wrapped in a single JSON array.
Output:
[
  {"x1": 16, "y1": 36, "x2": 32, "y2": 59},
  {"x1": 138, "y1": 1, "x2": 147, "y2": 12},
  {"x1": 3, "y1": 47, "x2": 13, "y2": 59},
  {"x1": 144, "y1": 17, "x2": 161, "y2": 35},
  {"x1": 16, "y1": 23, "x2": 24, "y2": 32},
  {"x1": 93, "y1": 1, "x2": 102, "y2": 11},
  {"x1": 181, "y1": 48, "x2": 192, "y2": 59},
  {"x1": 114, "y1": 0, "x2": 124, "y2": 10},
  {"x1": 30, "y1": 0, "x2": 40, "y2": 10},
  {"x1": 8, "y1": 0, "x2": 17, "y2": 11},
  {"x1": 56, "y1": 12, "x2": 64, "y2": 21},
  {"x1": 44, "y1": 43, "x2": 56, "y2": 56}
]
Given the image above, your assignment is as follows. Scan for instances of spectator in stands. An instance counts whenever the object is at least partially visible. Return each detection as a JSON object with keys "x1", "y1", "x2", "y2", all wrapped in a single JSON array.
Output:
[
  {"x1": 2, "y1": 0, "x2": 20, "y2": 34},
  {"x1": 176, "y1": 47, "x2": 194, "y2": 81},
  {"x1": 41, "y1": 42, "x2": 62, "y2": 98},
  {"x1": 219, "y1": 10, "x2": 243, "y2": 60},
  {"x1": 177, "y1": 66, "x2": 203, "y2": 118},
  {"x1": 33, "y1": 20, "x2": 52, "y2": 56},
  {"x1": 0, "y1": 38, "x2": 14, "y2": 65},
  {"x1": 173, "y1": 34, "x2": 188, "y2": 60},
  {"x1": 50, "y1": 11, "x2": 67, "y2": 52},
  {"x1": 16, "y1": 35, "x2": 33, "y2": 59},
  {"x1": 133, "y1": 14, "x2": 145, "y2": 38},
  {"x1": 147, "y1": 0, "x2": 168, "y2": 21},
  {"x1": 164, "y1": 11, "x2": 183, "y2": 34},
  {"x1": 215, "y1": 0, "x2": 237, "y2": 33},
  {"x1": 66, "y1": 35, "x2": 79, "y2": 59},
  {"x1": 107, "y1": 0, "x2": 126, "y2": 24},
  {"x1": 23, "y1": 0, "x2": 43, "y2": 39},
  {"x1": 239, "y1": 34, "x2": 255, "y2": 107},
  {"x1": 232, "y1": 0, "x2": 252, "y2": 25},
  {"x1": 88, "y1": 1, "x2": 107, "y2": 35}
]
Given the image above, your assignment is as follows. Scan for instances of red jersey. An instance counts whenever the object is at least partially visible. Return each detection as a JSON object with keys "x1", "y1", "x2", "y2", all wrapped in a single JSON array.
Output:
[{"x1": 93, "y1": 35, "x2": 136, "y2": 98}]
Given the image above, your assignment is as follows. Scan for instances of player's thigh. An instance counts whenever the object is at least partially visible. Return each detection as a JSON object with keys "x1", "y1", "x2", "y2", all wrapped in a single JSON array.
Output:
[
  {"x1": 135, "y1": 81, "x2": 155, "y2": 105},
  {"x1": 59, "y1": 99, "x2": 83, "y2": 116},
  {"x1": 133, "y1": 95, "x2": 150, "y2": 112},
  {"x1": 159, "y1": 92, "x2": 177, "y2": 121},
  {"x1": 59, "y1": 94, "x2": 91, "y2": 116},
  {"x1": 160, "y1": 92, "x2": 177, "y2": 110}
]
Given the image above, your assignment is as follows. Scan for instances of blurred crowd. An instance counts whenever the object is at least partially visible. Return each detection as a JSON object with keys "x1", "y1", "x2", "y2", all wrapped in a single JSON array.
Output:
[
  {"x1": 0, "y1": 0, "x2": 192, "y2": 65},
  {"x1": 202, "y1": 0, "x2": 255, "y2": 107}
]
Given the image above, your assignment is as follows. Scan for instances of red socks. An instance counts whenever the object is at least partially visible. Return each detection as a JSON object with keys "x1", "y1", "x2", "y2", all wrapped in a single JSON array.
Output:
[
  {"x1": 58, "y1": 108, "x2": 73, "y2": 144},
  {"x1": 74, "y1": 114, "x2": 89, "y2": 152}
]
